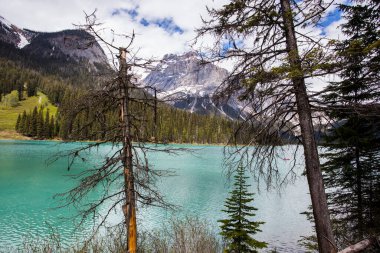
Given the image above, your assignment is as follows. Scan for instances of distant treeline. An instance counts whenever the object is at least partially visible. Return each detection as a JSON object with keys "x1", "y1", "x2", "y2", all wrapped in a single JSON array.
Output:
[
  {"x1": 1, "y1": 57, "x2": 248, "y2": 144},
  {"x1": 0, "y1": 58, "x2": 68, "y2": 104},
  {"x1": 15, "y1": 106, "x2": 58, "y2": 139},
  {"x1": 57, "y1": 87, "x2": 245, "y2": 144}
]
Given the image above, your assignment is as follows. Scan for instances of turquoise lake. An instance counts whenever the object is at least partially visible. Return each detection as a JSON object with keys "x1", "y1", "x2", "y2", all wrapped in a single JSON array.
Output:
[{"x1": 0, "y1": 140, "x2": 313, "y2": 252}]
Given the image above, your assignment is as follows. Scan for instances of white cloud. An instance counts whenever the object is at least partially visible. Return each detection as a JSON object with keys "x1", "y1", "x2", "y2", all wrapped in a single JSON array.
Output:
[
  {"x1": 307, "y1": 74, "x2": 342, "y2": 92},
  {"x1": 324, "y1": 18, "x2": 347, "y2": 40},
  {"x1": 0, "y1": 0, "x2": 230, "y2": 61},
  {"x1": 1, "y1": 0, "x2": 346, "y2": 89}
]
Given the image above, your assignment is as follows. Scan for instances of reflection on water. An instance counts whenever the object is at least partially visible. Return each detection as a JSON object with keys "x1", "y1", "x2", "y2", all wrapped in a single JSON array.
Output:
[{"x1": 0, "y1": 140, "x2": 312, "y2": 252}]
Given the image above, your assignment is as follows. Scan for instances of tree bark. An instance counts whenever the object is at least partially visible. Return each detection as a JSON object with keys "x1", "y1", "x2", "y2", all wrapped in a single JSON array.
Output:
[
  {"x1": 279, "y1": 0, "x2": 336, "y2": 252},
  {"x1": 119, "y1": 48, "x2": 137, "y2": 253},
  {"x1": 338, "y1": 235, "x2": 380, "y2": 253},
  {"x1": 355, "y1": 146, "x2": 364, "y2": 238}
]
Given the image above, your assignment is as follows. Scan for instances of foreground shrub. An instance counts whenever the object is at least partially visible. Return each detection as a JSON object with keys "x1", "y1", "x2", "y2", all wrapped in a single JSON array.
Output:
[{"x1": 5, "y1": 216, "x2": 221, "y2": 253}]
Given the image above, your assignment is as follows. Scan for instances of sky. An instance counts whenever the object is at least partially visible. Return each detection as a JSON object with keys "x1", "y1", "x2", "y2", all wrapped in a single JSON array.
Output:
[
  {"x1": 0, "y1": 0, "x2": 348, "y2": 90},
  {"x1": 0, "y1": 0, "x2": 229, "y2": 59}
]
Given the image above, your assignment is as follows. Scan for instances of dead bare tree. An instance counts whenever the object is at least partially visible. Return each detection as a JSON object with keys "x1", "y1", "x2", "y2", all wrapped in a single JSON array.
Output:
[
  {"x1": 195, "y1": 0, "x2": 340, "y2": 252},
  {"x1": 51, "y1": 11, "x2": 187, "y2": 253}
]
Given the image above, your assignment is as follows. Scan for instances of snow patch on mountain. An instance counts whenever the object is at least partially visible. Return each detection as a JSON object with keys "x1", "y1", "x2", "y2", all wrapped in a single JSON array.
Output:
[
  {"x1": 17, "y1": 32, "x2": 29, "y2": 48},
  {"x1": 0, "y1": 15, "x2": 110, "y2": 73},
  {"x1": 143, "y1": 52, "x2": 247, "y2": 119},
  {"x1": 0, "y1": 15, "x2": 31, "y2": 48}
]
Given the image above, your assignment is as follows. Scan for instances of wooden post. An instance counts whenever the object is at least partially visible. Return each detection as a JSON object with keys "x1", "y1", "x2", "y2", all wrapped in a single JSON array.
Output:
[{"x1": 119, "y1": 47, "x2": 137, "y2": 253}]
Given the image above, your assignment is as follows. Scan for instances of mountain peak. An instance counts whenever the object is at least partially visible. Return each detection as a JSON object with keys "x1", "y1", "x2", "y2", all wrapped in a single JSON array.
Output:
[
  {"x1": 24, "y1": 29, "x2": 108, "y2": 66},
  {"x1": 182, "y1": 51, "x2": 199, "y2": 59},
  {"x1": 0, "y1": 15, "x2": 30, "y2": 48},
  {"x1": 144, "y1": 52, "x2": 245, "y2": 119},
  {"x1": 146, "y1": 51, "x2": 227, "y2": 94},
  {"x1": 0, "y1": 14, "x2": 110, "y2": 74},
  {"x1": 0, "y1": 15, "x2": 13, "y2": 29},
  {"x1": 162, "y1": 53, "x2": 178, "y2": 61},
  {"x1": 162, "y1": 51, "x2": 199, "y2": 61}
]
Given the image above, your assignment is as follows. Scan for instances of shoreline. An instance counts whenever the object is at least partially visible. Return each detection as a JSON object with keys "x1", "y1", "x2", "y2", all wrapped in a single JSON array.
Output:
[
  {"x1": 0, "y1": 130, "x2": 32, "y2": 140},
  {"x1": 0, "y1": 130, "x2": 232, "y2": 146},
  {"x1": 0, "y1": 131, "x2": 297, "y2": 147}
]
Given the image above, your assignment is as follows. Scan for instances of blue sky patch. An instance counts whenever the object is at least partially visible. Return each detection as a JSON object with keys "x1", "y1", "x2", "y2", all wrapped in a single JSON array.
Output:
[
  {"x1": 139, "y1": 17, "x2": 184, "y2": 35},
  {"x1": 140, "y1": 18, "x2": 150, "y2": 27},
  {"x1": 221, "y1": 40, "x2": 244, "y2": 55},
  {"x1": 112, "y1": 7, "x2": 184, "y2": 35},
  {"x1": 318, "y1": 8, "x2": 341, "y2": 35},
  {"x1": 112, "y1": 7, "x2": 139, "y2": 20},
  {"x1": 151, "y1": 17, "x2": 184, "y2": 34}
]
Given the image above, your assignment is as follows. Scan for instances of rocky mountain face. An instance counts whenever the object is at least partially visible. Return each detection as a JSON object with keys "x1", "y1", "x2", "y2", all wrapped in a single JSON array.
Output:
[
  {"x1": 0, "y1": 15, "x2": 245, "y2": 118},
  {"x1": 0, "y1": 16, "x2": 31, "y2": 48},
  {"x1": 0, "y1": 15, "x2": 110, "y2": 83},
  {"x1": 22, "y1": 29, "x2": 108, "y2": 69},
  {"x1": 143, "y1": 52, "x2": 246, "y2": 119}
]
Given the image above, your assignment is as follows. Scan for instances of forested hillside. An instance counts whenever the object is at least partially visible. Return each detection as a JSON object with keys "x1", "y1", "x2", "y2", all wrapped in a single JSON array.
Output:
[
  {"x1": 0, "y1": 56, "x2": 245, "y2": 143},
  {"x1": 0, "y1": 29, "x2": 112, "y2": 88}
]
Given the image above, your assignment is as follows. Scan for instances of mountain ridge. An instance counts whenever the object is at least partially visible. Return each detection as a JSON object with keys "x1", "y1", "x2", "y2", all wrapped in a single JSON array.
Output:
[
  {"x1": 143, "y1": 51, "x2": 247, "y2": 119},
  {"x1": 1, "y1": 15, "x2": 246, "y2": 119},
  {"x1": 0, "y1": 15, "x2": 111, "y2": 85}
]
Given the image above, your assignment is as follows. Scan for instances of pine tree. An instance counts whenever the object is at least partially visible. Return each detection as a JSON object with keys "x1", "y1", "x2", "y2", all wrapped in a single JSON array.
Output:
[
  {"x1": 44, "y1": 110, "x2": 50, "y2": 138},
  {"x1": 321, "y1": 0, "x2": 380, "y2": 247},
  {"x1": 15, "y1": 114, "x2": 21, "y2": 132},
  {"x1": 49, "y1": 115, "x2": 55, "y2": 138},
  {"x1": 197, "y1": 1, "x2": 338, "y2": 250},
  {"x1": 25, "y1": 114, "x2": 31, "y2": 136},
  {"x1": 54, "y1": 117, "x2": 60, "y2": 137},
  {"x1": 30, "y1": 106, "x2": 38, "y2": 137},
  {"x1": 36, "y1": 108, "x2": 44, "y2": 138},
  {"x1": 20, "y1": 110, "x2": 27, "y2": 134},
  {"x1": 218, "y1": 165, "x2": 267, "y2": 253}
]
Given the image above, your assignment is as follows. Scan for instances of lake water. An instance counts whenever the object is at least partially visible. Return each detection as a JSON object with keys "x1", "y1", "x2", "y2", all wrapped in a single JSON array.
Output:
[{"x1": 0, "y1": 140, "x2": 313, "y2": 252}]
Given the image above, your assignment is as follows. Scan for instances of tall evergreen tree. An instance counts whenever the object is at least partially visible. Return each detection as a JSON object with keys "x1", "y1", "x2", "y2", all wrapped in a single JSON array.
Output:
[
  {"x1": 49, "y1": 115, "x2": 55, "y2": 138},
  {"x1": 20, "y1": 110, "x2": 27, "y2": 135},
  {"x1": 36, "y1": 108, "x2": 44, "y2": 138},
  {"x1": 321, "y1": 0, "x2": 380, "y2": 248},
  {"x1": 25, "y1": 114, "x2": 31, "y2": 136},
  {"x1": 197, "y1": 0, "x2": 339, "y2": 250},
  {"x1": 54, "y1": 116, "x2": 60, "y2": 138},
  {"x1": 44, "y1": 110, "x2": 50, "y2": 138},
  {"x1": 218, "y1": 165, "x2": 267, "y2": 253},
  {"x1": 30, "y1": 106, "x2": 38, "y2": 137},
  {"x1": 15, "y1": 114, "x2": 21, "y2": 132}
]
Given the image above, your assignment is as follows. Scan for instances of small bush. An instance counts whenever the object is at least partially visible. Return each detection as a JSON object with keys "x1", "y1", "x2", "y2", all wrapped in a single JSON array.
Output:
[
  {"x1": 6, "y1": 217, "x2": 221, "y2": 253},
  {"x1": 139, "y1": 217, "x2": 221, "y2": 253},
  {"x1": 1, "y1": 90, "x2": 19, "y2": 108}
]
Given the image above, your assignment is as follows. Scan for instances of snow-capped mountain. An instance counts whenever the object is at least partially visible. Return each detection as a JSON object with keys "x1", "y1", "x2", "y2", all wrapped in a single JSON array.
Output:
[
  {"x1": 144, "y1": 52, "x2": 246, "y2": 119},
  {"x1": 0, "y1": 15, "x2": 31, "y2": 48},
  {"x1": 0, "y1": 16, "x2": 245, "y2": 118},
  {"x1": 0, "y1": 15, "x2": 109, "y2": 74}
]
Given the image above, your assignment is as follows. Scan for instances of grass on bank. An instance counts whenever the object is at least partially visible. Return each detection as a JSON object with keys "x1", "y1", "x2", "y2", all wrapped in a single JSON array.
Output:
[
  {"x1": 3, "y1": 217, "x2": 223, "y2": 253},
  {"x1": 0, "y1": 130, "x2": 30, "y2": 140},
  {"x1": 0, "y1": 92, "x2": 57, "y2": 131}
]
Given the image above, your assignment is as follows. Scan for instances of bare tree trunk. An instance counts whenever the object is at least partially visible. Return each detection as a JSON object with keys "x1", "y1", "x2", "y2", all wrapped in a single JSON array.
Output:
[
  {"x1": 119, "y1": 48, "x2": 137, "y2": 253},
  {"x1": 153, "y1": 88, "x2": 157, "y2": 141},
  {"x1": 338, "y1": 235, "x2": 380, "y2": 253},
  {"x1": 279, "y1": 0, "x2": 336, "y2": 252},
  {"x1": 355, "y1": 147, "x2": 364, "y2": 238}
]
